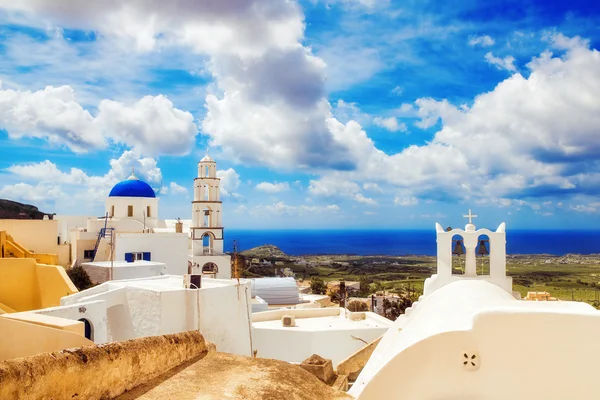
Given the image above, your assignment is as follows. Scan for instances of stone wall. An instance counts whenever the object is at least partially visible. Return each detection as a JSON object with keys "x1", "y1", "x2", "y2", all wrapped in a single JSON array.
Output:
[{"x1": 0, "y1": 331, "x2": 208, "y2": 400}]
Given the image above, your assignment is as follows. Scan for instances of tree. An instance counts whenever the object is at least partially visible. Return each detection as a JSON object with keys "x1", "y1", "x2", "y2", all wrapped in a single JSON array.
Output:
[
  {"x1": 382, "y1": 294, "x2": 417, "y2": 321},
  {"x1": 357, "y1": 276, "x2": 372, "y2": 297},
  {"x1": 347, "y1": 300, "x2": 369, "y2": 312},
  {"x1": 67, "y1": 266, "x2": 94, "y2": 291},
  {"x1": 310, "y1": 277, "x2": 326, "y2": 294}
]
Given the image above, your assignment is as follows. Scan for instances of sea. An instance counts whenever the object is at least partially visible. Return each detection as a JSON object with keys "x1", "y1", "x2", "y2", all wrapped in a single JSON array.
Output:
[{"x1": 224, "y1": 229, "x2": 600, "y2": 256}]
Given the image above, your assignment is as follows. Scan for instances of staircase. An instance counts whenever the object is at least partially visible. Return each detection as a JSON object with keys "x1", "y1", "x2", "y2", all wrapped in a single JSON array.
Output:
[{"x1": 91, "y1": 227, "x2": 114, "y2": 262}]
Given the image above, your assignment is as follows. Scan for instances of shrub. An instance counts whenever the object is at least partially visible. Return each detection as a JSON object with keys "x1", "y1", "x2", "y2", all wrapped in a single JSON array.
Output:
[
  {"x1": 67, "y1": 266, "x2": 94, "y2": 291},
  {"x1": 347, "y1": 300, "x2": 369, "y2": 312},
  {"x1": 310, "y1": 277, "x2": 326, "y2": 294}
]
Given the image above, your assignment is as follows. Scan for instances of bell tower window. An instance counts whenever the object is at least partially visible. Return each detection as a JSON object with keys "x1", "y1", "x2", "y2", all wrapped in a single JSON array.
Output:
[{"x1": 147, "y1": 206, "x2": 151, "y2": 218}]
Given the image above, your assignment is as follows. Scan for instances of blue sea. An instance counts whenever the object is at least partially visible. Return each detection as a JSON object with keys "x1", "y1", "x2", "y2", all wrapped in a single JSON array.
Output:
[{"x1": 224, "y1": 230, "x2": 600, "y2": 256}]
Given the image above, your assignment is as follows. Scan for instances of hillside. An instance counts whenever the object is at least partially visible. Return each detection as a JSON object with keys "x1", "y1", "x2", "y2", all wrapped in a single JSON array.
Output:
[
  {"x1": 0, "y1": 199, "x2": 52, "y2": 220},
  {"x1": 240, "y1": 244, "x2": 289, "y2": 259}
]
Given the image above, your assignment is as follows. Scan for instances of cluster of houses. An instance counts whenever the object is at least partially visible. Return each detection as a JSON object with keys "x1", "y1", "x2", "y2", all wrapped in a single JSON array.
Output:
[{"x1": 2, "y1": 156, "x2": 600, "y2": 398}]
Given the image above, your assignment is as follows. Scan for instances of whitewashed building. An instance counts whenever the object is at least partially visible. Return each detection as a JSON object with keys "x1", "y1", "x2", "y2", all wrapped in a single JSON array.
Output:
[
  {"x1": 24, "y1": 275, "x2": 253, "y2": 356},
  {"x1": 66, "y1": 172, "x2": 188, "y2": 277},
  {"x1": 350, "y1": 213, "x2": 600, "y2": 399}
]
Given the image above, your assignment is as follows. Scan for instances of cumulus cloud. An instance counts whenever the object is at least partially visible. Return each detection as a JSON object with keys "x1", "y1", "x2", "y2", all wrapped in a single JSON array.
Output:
[
  {"x1": 0, "y1": 0, "x2": 358, "y2": 170},
  {"x1": 169, "y1": 182, "x2": 188, "y2": 195},
  {"x1": 256, "y1": 181, "x2": 290, "y2": 193},
  {"x1": 311, "y1": 36, "x2": 600, "y2": 206},
  {"x1": 373, "y1": 116, "x2": 407, "y2": 132},
  {"x1": 2, "y1": 150, "x2": 163, "y2": 208},
  {"x1": 469, "y1": 35, "x2": 495, "y2": 47},
  {"x1": 259, "y1": 201, "x2": 341, "y2": 216},
  {"x1": 484, "y1": 52, "x2": 517, "y2": 72},
  {"x1": 216, "y1": 168, "x2": 241, "y2": 196},
  {"x1": 395, "y1": 196, "x2": 419, "y2": 206},
  {"x1": 0, "y1": 86, "x2": 197, "y2": 155}
]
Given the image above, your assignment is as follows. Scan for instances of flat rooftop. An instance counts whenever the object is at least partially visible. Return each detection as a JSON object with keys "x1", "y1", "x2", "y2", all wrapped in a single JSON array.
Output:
[{"x1": 253, "y1": 308, "x2": 391, "y2": 332}]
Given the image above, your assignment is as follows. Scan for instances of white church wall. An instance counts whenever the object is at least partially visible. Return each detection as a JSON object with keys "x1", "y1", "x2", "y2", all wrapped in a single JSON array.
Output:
[
  {"x1": 190, "y1": 255, "x2": 232, "y2": 279},
  {"x1": 354, "y1": 310, "x2": 600, "y2": 400},
  {"x1": 114, "y1": 233, "x2": 189, "y2": 275},
  {"x1": 106, "y1": 197, "x2": 159, "y2": 229}
]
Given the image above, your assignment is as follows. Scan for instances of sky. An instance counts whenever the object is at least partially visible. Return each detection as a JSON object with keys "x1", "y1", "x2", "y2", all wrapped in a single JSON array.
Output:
[{"x1": 0, "y1": 0, "x2": 599, "y2": 230}]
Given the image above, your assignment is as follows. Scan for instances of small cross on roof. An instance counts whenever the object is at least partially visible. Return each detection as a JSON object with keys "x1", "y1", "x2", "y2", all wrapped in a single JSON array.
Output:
[{"x1": 463, "y1": 209, "x2": 478, "y2": 224}]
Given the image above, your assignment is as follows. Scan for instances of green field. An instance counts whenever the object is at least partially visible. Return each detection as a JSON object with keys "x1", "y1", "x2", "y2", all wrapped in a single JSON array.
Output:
[{"x1": 265, "y1": 255, "x2": 600, "y2": 307}]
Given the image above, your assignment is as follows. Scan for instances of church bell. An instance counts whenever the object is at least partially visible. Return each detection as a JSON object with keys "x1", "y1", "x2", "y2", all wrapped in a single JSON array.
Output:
[
  {"x1": 477, "y1": 240, "x2": 489, "y2": 256},
  {"x1": 452, "y1": 239, "x2": 465, "y2": 256}
]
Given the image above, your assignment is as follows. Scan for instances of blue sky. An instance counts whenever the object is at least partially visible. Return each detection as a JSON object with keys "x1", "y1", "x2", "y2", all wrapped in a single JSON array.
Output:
[{"x1": 0, "y1": 0, "x2": 599, "y2": 229}]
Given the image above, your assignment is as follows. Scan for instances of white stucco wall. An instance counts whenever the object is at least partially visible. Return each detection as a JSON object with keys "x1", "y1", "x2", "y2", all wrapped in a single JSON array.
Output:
[
  {"x1": 252, "y1": 308, "x2": 391, "y2": 367},
  {"x1": 55, "y1": 276, "x2": 253, "y2": 356},
  {"x1": 82, "y1": 261, "x2": 167, "y2": 284},
  {"x1": 31, "y1": 300, "x2": 109, "y2": 344},
  {"x1": 190, "y1": 254, "x2": 232, "y2": 279},
  {"x1": 105, "y1": 197, "x2": 159, "y2": 229},
  {"x1": 114, "y1": 233, "x2": 188, "y2": 275},
  {"x1": 351, "y1": 279, "x2": 600, "y2": 399},
  {"x1": 197, "y1": 280, "x2": 253, "y2": 356}
]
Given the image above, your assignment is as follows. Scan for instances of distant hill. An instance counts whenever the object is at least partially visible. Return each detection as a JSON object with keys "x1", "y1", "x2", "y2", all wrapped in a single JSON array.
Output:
[
  {"x1": 0, "y1": 199, "x2": 53, "y2": 220},
  {"x1": 240, "y1": 244, "x2": 289, "y2": 259}
]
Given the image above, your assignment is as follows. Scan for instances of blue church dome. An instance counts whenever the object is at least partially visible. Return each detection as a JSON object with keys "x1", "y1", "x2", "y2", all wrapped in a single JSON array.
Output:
[{"x1": 109, "y1": 174, "x2": 156, "y2": 198}]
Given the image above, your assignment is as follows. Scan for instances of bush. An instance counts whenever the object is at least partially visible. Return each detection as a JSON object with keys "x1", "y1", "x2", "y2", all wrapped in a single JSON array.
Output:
[
  {"x1": 347, "y1": 300, "x2": 369, "y2": 312},
  {"x1": 310, "y1": 277, "x2": 326, "y2": 294},
  {"x1": 67, "y1": 266, "x2": 94, "y2": 291}
]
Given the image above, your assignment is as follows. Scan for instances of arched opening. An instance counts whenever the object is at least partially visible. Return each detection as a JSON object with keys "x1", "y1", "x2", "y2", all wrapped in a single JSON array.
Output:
[
  {"x1": 202, "y1": 262, "x2": 218, "y2": 275},
  {"x1": 205, "y1": 166, "x2": 209, "y2": 177},
  {"x1": 476, "y1": 234, "x2": 490, "y2": 275},
  {"x1": 78, "y1": 318, "x2": 93, "y2": 341},
  {"x1": 203, "y1": 207, "x2": 212, "y2": 227},
  {"x1": 201, "y1": 232, "x2": 214, "y2": 255},
  {"x1": 451, "y1": 234, "x2": 465, "y2": 275},
  {"x1": 204, "y1": 184, "x2": 210, "y2": 201}
]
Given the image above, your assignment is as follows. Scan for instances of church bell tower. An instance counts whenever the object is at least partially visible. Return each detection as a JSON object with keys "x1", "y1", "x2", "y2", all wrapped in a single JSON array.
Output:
[{"x1": 191, "y1": 153, "x2": 224, "y2": 256}]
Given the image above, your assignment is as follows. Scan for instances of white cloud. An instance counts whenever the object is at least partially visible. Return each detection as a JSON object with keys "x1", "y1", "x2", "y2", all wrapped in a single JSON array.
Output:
[
  {"x1": 373, "y1": 116, "x2": 407, "y2": 132},
  {"x1": 309, "y1": 175, "x2": 361, "y2": 197},
  {"x1": 169, "y1": 182, "x2": 188, "y2": 195},
  {"x1": 391, "y1": 86, "x2": 404, "y2": 96},
  {"x1": 0, "y1": 86, "x2": 197, "y2": 155},
  {"x1": 469, "y1": 35, "x2": 495, "y2": 47},
  {"x1": 484, "y1": 52, "x2": 517, "y2": 72},
  {"x1": 354, "y1": 193, "x2": 377, "y2": 205},
  {"x1": 2, "y1": 150, "x2": 163, "y2": 209},
  {"x1": 256, "y1": 181, "x2": 290, "y2": 193},
  {"x1": 259, "y1": 201, "x2": 341, "y2": 216},
  {"x1": 394, "y1": 196, "x2": 419, "y2": 206},
  {"x1": 363, "y1": 183, "x2": 384, "y2": 193},
  {"x1": 217, "y1": 168, "x2": 240, "y2": 196}
]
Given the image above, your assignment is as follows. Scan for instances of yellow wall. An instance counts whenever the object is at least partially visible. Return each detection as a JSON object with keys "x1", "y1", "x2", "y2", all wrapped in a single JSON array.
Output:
[
  {"x1": 37, "y1": 264, "x2": 78, "y2": 308},
  {"x1": 0, "y1": 220, "x2": 59, "y2": 254},
  {"x1": 0, "y1": 258, "x2": 41, "y2": 312},
  {"x1": 0, "y1": 316, "x2": 91, "y2": 362},
  {"x1": 0, "y1": 258, "x2": 78, "y2": 313}
]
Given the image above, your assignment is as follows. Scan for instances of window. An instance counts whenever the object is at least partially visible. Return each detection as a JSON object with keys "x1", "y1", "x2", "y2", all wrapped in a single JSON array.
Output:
[
  {"x1": 84, "y1": 250, "x2": 94, "y2": 259},
  {"x1": 127, "y1": 205, "x2": 133, "y2": 217},
  {"x1": 111, "y1": 205, "x2": 115, "y2": 217},
  {"x1": 125, "y1": 252, "x2": 151, "y2": 262},
  {"x1": 146, "y1": 206, "x2": 151, "y2": 218}
]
